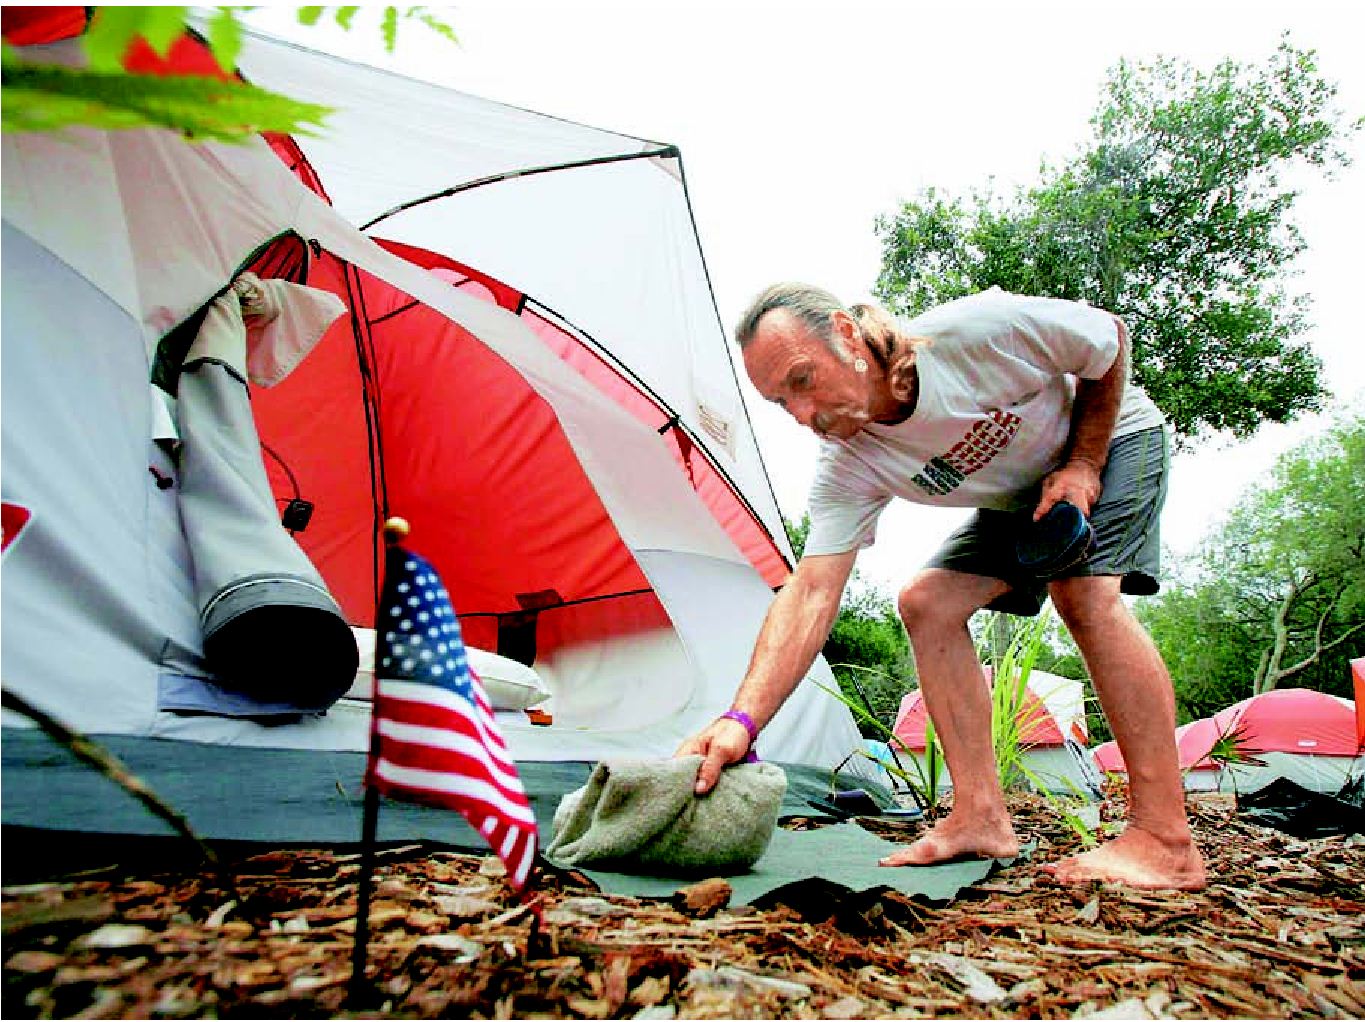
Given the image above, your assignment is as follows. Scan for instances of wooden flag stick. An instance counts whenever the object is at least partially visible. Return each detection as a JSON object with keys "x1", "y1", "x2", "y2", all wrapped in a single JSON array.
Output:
[{"x1": 347, "y1": 516, "x2": 409, "y2": 1009}]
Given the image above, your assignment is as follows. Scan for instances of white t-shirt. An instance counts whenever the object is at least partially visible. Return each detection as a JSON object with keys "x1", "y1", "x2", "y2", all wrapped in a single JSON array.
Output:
[{"x1": 804, "y1": 289, "x2": 1165, "y2": 556}]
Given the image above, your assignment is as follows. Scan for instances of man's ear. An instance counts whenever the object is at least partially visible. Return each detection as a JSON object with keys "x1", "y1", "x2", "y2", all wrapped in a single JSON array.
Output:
[
  {"x1": 829, "y1": 309, "x2": 858, "y2": 354},
  {"x1": 888, "y1": 349, "x2": 919, "y2": 403}
]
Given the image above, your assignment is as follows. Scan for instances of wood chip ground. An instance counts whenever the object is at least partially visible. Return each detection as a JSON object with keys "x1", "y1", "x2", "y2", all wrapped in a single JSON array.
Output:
[{"x1": 4, "y1": 788, "x2": 1362, "y2": 1019}]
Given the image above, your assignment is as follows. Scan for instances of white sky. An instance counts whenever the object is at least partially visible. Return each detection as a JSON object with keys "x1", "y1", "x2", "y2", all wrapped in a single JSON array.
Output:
[{"x1": 247, "y1": 1, "x2": 1364, "y2": 595}]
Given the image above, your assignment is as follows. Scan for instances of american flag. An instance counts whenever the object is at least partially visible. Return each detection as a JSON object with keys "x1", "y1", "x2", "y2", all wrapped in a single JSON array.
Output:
[{"x1": 365, "y1": 542, "x2": 538, "y2": 890}]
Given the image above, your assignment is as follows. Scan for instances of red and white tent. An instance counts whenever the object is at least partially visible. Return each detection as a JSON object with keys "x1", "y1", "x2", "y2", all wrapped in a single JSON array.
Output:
[
  {"x1": 1, "y1": 13, "x2": 874, "y2": 842},
  {"x1": 1093, "y1": 688, "x2": 1364, "y2": 793},
  {"x1": 890, "y1": 670, "x2": 1100, "y2": 795}
]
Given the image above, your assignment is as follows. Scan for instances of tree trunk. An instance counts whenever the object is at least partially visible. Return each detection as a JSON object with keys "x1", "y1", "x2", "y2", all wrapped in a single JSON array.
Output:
[{"x1": 1255, "y1": 571, "x2": 1365, "y2": 693}]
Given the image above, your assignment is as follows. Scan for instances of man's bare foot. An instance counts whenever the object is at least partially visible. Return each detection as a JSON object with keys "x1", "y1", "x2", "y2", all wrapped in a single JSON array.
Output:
[
  {"x1": 1042, "y1": 826, "x2": 1206, "y2": 890},
  {"x1": 879, "y1": 810, "x2": 1019, "y2": 867}
]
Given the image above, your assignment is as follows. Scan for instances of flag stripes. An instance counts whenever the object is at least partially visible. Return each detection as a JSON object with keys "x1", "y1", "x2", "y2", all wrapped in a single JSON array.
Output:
[{"x1": 366, "y1": 540, "x2": 538, "y2": 891}]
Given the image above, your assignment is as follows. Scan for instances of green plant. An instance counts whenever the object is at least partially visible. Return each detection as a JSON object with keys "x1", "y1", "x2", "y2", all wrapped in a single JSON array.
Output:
[
  {"x1": 981, "y1": 609, "x2": 1098, "y2": 845},
  {"x1": 1200, "y1": 719, "x2": 1269, "y2": 795},
  {"x1": 980, "y1": 610, "x2": 1052, "y2": 790},
  {"x1": 1204, "y1": 721, "x2": 1268, "y2": 770},
  {"x1": 817, "y1": 667, "x2": 945, "y2": 811}
]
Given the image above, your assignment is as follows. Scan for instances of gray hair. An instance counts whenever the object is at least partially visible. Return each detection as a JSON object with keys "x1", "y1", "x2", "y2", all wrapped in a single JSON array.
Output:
[{"x1": 734, "y1": 282, "x2": 849, "y2": 353}]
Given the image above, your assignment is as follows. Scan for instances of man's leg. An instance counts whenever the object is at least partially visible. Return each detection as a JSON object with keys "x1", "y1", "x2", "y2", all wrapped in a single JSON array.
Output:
[
  {"x1": 1046, "y1": 576, "x2": 1206, "y2": 889},
  {"x1": 880, "y1": 568, "x2": 1020, "y2": 867}
]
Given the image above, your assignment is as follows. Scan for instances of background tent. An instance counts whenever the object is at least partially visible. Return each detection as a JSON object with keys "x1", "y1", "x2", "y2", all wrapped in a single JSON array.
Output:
[
  {"x1": 1, "y1": 20, "x2": 874, "y2": 846},
  {"x1": 889, "y1": 670, "x2": 1101, "y2": 796},
  {"x1": 1093, "y1": 688, "x2": 1364, "y2": 793}
]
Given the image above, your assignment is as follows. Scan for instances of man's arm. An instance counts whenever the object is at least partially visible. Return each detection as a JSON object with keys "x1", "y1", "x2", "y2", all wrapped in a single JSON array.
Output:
[
  {"x1": 677, "y1": 548, "x2": 858, "y2": 793},
  {"x1": 1035, "y1": 314, "x2": 1128, "y2": 520}
]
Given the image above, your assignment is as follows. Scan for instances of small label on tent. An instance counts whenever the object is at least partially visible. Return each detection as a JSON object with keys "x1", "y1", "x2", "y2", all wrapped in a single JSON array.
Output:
[
  {"x1": 2, "y1": 502, "x2": 32, "y2": 556},
  {"x1": 1298, "y1": 739, "x2": 1318, "y2": 748},
  {"x1": 697, "y1": 402, "x2": 736, "y2": 458}
]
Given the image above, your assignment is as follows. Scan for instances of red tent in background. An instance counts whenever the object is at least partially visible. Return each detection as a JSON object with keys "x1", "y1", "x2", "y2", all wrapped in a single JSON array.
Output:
[
  {"x1": 892, "y1": 686, "x2": 1065, "y2": 752},
  {"x1": 887, "y1": 670, "x2": 1101, "y2": 794},
  {"x1": 1094, "y1": 687, "x2": 1363, "y2": 779}
]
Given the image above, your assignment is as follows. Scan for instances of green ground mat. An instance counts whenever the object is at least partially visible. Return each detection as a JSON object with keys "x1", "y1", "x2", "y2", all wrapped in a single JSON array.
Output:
[
  {"x1": 578, "y1": 823, "x2": 1023, "y2": 906},
  {"x1": 2, "y1": 731, "x2": 1019, "y2": 904}
]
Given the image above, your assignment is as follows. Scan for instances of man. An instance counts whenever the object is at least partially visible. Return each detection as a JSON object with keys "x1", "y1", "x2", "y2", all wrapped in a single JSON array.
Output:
[{"x1": 677, "y1": 283, "x2": 1206, "y2": 890}]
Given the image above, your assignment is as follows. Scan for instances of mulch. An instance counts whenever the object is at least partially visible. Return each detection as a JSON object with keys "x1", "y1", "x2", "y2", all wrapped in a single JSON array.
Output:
[{"x1": 4, "y1": 787, "x2": 1362, "y2": 1020}]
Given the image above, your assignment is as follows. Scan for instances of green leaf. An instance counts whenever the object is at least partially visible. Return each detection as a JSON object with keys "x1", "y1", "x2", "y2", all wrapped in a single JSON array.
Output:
[
  {"x1": 83, "y1": 7, "x2": 191, "y2": 69},
  {"x1": 413, "y1": 10, "x2": 459, "y2": 46},
  {"x1": 137, "y1": 7, "x2": 191, "y2": 58},
  {"x1": 2, "y1": 54, "x2": 333, "y2": 143},
  {"x1": 84, "y1": 8, "x2": 153, "y2": 70},
  {"x1": 204, "y1": 8, "x2": 244, "y2": 74},
  {"x1": 334, "y1": 7, "x2": 361, "y2": 31},
  {"x1": 381, "y1": 7, "x2": 399, "y2": 52},
  {"x1": 295, "y1": 7, "x2": 325, "y2": 27}
]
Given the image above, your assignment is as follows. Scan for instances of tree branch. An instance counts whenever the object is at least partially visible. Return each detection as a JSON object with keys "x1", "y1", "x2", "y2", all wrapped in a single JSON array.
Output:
[{"x1": 1, "y1": 687, "x2": 239, "y2": 902}]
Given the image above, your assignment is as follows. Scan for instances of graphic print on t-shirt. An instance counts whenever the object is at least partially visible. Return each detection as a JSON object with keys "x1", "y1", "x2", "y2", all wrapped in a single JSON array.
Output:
[{"x1": 910, "y1": 410, "x2": 1022, "y2": 497}]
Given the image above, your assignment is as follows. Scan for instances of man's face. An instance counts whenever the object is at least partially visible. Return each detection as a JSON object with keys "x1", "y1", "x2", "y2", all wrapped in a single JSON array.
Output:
[{"x1": 742, "y1": 310, "x2": 871, "y2": 440}]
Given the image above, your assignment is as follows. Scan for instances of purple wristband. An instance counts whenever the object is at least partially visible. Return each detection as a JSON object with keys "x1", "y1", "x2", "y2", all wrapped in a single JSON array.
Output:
[{"x1": 719, "y1": 709, "x2": 760, "y2": 763}]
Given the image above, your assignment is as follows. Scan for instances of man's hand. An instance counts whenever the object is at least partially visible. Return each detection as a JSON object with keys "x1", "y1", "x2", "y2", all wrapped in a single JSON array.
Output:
[
  {"x1": 1035, "y1": 458, "x2": 1103, "y2": 520},
  {"x1": 675, "y1": 718, "x2": 752, "y2": 795}
]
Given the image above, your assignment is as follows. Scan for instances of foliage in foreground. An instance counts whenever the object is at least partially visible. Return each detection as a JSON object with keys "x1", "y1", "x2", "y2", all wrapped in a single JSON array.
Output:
[
  {"x1": 874, "y1": 38, "x2": 1360, "y2": 443},
  {"x1": 2, "y1": 6, "x2": 457, "y2": 141}
]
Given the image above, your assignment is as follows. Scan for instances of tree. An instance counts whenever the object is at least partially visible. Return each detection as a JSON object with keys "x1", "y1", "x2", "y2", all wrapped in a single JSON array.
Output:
[
  {"x1": 783, "y1": 515, "x2": 913, "y2": 733},
  {"x1": 874, "y1": 39, "x2": 1360, "y2": 442},
  {"x1": 1138, "y1": 412, "x2": 1365, "y2": 718},
  {"x1": 2, "y1": 7, "x2": 456, "y2": 141}
]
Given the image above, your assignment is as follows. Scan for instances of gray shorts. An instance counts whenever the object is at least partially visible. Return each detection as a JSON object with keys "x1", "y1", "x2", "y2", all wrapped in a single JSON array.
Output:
[{"x1": 926, "y1": 426, "x2": 1169, "y2": 617}]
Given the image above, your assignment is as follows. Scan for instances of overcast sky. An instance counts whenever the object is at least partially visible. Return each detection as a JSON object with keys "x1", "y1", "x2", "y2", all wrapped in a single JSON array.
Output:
[{"x1": 247, "y1": 1, "x2": 1363, "y2": 595}]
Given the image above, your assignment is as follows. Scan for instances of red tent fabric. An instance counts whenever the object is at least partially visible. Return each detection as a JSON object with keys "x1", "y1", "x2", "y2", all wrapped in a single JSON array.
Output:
[
  {"x1": 1094, "y1": 687, "x2": 1362, "y2": 773},
  {"x1": 1091, "y1": 740, "x2": 1123, "y2": 773},
  {"x1": 2, "y1": 9, "x2": 231, "y2": 78},
  {"x1": 1, "y1": 7, "x2": 87, "y2": 46}
]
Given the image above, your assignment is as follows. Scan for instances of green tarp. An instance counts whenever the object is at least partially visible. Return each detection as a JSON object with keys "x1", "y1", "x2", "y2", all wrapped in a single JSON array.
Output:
[{"x1": 2, "y1": 731, "x2": 1017, "y2": 902}]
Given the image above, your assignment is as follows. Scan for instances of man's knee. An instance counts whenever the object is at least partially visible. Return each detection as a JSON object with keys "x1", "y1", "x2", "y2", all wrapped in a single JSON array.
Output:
[
  {"x1": 898, "y1": 570, "x2": 1002, "y2": 632},
  {"x1": 1050, "y1": 576, "x2": 1125, "y2": 633}
]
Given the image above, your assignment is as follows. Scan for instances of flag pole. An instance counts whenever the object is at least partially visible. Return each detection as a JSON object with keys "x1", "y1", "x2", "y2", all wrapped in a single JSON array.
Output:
[
  {"x1": 348, "y1": 516, "x2": 408, "y2": 1008},
  {"x1": 348, "y1": 775, "x2": 382, "y2": 1006}
]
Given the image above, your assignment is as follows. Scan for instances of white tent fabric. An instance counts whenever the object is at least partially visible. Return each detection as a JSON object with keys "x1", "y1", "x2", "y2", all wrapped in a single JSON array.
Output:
[
  {"x1": 1, "y1": 38, "x2": 870, "y2": 782},
  {"x1": 230, "y1": 31, "x2": 790, "y2": 557},
  {"x1": 1185, "y1": 752, "x2": 1364, "y2": 794}
]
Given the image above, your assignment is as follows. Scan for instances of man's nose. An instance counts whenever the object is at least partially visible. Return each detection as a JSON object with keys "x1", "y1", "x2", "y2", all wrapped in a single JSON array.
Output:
[{"x1": 788, "y1": 397, "x2": 816, "y2": 428}]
